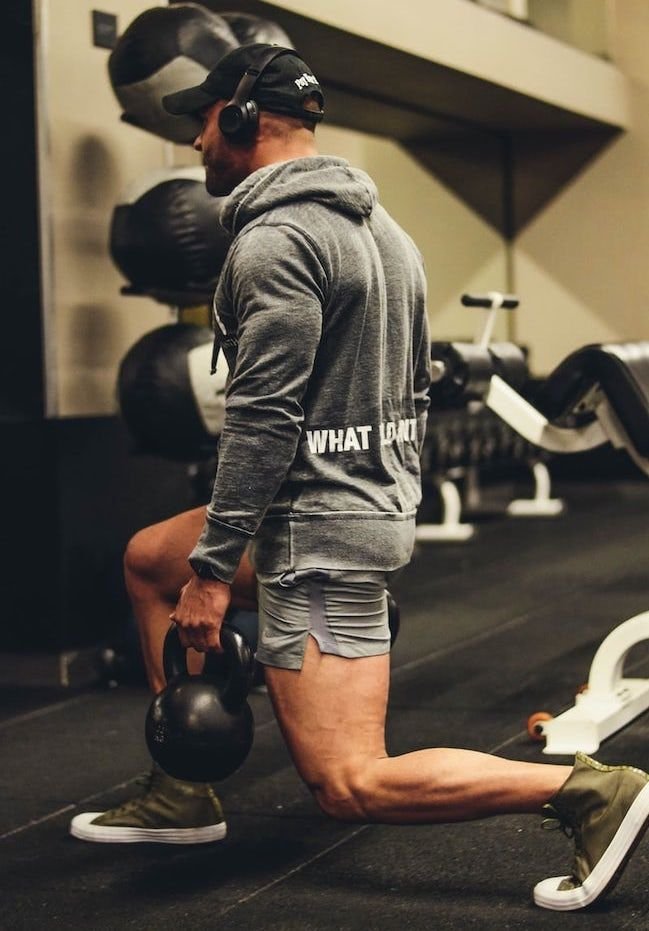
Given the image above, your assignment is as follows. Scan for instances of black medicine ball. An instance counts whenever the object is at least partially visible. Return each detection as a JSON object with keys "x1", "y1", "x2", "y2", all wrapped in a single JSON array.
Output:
[
  {"x1": 108, "y1": 3, "x2": 238, "y2": 143},
  {"x1": 219, "y1": 11, "x2": 293, "y2": 47},
  {"x1": 118, "y1": 324, "x2": 227, "y2": 462},
  {"x1": 110, "y1": 168, "x2": 231, "y2": 308}
]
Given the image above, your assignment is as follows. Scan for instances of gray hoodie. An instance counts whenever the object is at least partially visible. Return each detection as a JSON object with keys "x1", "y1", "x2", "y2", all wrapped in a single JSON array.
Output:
[{"x1": 189, "y1": 156, "x2": 431, "y2": 584}]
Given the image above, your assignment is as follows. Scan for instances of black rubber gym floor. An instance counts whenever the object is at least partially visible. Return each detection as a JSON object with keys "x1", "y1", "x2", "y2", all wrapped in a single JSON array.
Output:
[{"x1": 3, "y1": 480, "x2": 649, "y2": 930}]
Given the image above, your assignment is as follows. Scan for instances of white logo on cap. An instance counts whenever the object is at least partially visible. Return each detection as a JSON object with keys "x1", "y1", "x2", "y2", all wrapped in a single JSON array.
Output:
[{"x1": 294, "y1": 72, "x2": 319, "y2": 90}]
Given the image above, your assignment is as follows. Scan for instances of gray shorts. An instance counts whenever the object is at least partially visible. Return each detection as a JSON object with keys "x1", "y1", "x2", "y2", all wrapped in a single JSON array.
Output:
[{"x1": 256, "y1": 571, "x2": 391, "y2": 670}]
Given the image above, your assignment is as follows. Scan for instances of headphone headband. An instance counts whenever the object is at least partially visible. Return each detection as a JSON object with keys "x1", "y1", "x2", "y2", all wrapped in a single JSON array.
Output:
[
  {"x1": 230, "y1": 47, "x2": 293, "y2": 109},
  {"x1": 219, "y1": 47, "x2": 296, "y2": 142}
]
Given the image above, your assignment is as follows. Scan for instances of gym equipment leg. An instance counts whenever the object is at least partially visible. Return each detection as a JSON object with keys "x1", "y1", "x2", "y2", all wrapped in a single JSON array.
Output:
[
  {"x1": 506, "y1": 461, "x2": 564, "y2": 517},
  {"x1": 533, "y1": 611, "x2": 649, "y2": 755},
  {"x1": 415, "y1": 478, "x2": 474, "y2": 542}
]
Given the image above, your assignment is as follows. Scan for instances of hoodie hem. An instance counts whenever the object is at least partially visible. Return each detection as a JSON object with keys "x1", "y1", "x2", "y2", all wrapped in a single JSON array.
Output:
[{"x1": 252, "y1": 512, "x2": 417, "y2": 579}]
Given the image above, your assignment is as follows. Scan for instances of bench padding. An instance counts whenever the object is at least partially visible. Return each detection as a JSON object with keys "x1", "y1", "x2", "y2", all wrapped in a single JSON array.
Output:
[{"x1": 535, "y1": 342, "x2": 649, "y2": 457}]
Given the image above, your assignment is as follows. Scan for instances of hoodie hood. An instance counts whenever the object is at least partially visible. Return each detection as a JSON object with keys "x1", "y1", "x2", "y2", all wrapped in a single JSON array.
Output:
[{"x1": 220, "y1": 156, "x2": 378, "y2": 236}]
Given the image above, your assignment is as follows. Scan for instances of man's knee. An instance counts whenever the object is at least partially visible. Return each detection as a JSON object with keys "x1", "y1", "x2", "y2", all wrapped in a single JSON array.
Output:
[
  {"x1": 124, "y1": 525, "x2": 160, "y2": 583},
  {"x1": 310, "y1": 761, "x2": 379, "y2": 823},
  {"x1": 125, "y1": 507, "x2": 207, "y2": 588}
]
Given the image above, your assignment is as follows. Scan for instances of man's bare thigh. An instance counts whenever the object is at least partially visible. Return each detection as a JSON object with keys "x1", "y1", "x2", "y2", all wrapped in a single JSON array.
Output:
[
  {"x1": 129, "y1": 506, "x2": 256, "y2": 607},
  {"x1": 265, "y1": 638, "x2": 390, "y2": 785}
]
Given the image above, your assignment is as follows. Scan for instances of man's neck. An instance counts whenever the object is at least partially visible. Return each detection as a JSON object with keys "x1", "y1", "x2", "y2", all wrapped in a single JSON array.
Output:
[{"x1": 248, "y1": 133, "x2": 319, "y2": 175}]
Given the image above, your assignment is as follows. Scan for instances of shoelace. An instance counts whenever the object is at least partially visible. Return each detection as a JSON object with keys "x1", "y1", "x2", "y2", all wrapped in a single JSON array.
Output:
[
  {"x1": 541, "y1": 805, "x2": 584, "y2": 884},
  {"x1": 541, "y1": 814, "x2": 575, "y2": 840}
]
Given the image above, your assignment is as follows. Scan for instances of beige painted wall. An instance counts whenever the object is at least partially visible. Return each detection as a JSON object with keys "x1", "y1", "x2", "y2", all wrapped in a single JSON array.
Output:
[
  {"x1": 514, "y1": 0, "x2": 649, "y2": 373},
  {"x1": 528, "y1": 0, "x2": 609, "y2": 58},
  {"x1": 40, "y1": 0, "x2": 171, "y2": 417},
  {"x1": 315, "y1": 125, "x2": 507, "y2": 343},
  {"x1": 260, "y1": 0, "x2": 627, "y2": 126},
  {"x1": 43, "y1": 1, "x2": 508, "y2": 417},
  {"x1": 40, "y1": 0, "x2": 646, "y2": 412},
  {"x1": 174, "y1": 122, "x2": 508, "y2": 341}
]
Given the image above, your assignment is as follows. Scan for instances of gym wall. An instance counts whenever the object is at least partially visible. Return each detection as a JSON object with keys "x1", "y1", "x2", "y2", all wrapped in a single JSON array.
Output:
[
  {"x1": 315, "y1": 125, "x2": 508, "y2": 343},
  {"x1": 3, "y1": 2, "x2": 43, "y2": 422},
  {"x1": 31, "y1": 3, "x2": 649, "y2": 405},
  {"x1": 171, "y1": 124, "x2": 509, "y2": 346},
  {"x1": 42, "y1": 2, "x2": 509, "y2": 420},
  {"x1": 527, "y1": 0, "x2": 609, "y2": 58},
  {"x1": 7, "y1": 0, "x2": 510, "y2": 657},
  {"x1": 36, "y1": 0, "x2": 172, "y2": 418},
  {"x1": 513, "y1": 0, "x2": 649, "y2": 371},
  {"x1": 0, "y1": 0, "x2": 199, "y2": 654}
]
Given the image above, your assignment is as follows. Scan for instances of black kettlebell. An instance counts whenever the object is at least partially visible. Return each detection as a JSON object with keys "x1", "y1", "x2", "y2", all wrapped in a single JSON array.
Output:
[{"x1": 145, "y1": 624, "x2": 255, "y2": 782}]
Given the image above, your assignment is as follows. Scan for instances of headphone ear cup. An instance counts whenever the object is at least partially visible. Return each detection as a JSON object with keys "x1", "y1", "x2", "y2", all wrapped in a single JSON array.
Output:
[
  {"x1": 218, "y1": 100, "x2": 259, "y2": 141},
  {"x1": 218, "y1": 103, "x2": 244, "y2": 138}
]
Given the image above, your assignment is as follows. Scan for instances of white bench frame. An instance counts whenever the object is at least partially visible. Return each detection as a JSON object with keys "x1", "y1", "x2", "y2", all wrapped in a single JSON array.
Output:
[{"x1": 486, "y1": 372, "x2": 649, "y2": 754}]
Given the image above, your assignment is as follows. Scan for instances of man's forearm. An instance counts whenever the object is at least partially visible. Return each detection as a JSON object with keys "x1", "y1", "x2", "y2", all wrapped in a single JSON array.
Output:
[{"x1": 189, "y1": 407, "x2": 303, "y2": 581}]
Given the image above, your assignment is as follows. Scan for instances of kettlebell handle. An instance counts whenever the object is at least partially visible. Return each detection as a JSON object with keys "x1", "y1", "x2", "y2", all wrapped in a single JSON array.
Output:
[{"x1": 163, "y1": 623, "x2": 255, "y2": 710}]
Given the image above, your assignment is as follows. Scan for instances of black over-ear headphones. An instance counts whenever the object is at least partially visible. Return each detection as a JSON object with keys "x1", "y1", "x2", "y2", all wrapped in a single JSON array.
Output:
[{"x1": 218, "y1": 46, "x2": 294, "y2": 142}]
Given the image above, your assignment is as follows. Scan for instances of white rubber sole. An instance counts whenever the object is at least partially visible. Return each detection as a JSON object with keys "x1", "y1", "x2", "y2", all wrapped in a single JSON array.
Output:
[
  {"x1": 69, "y1": 812, "x2": 227, "y2": 845},
  {"x1": 534, "y1": 782, "x2": 649, "y2": 910}
]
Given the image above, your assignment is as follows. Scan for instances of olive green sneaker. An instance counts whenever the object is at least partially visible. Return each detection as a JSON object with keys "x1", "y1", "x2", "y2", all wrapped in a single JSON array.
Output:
[
  {"x1": 534, "y1": 752, "x2": 649, "y2": 910},
  {"x1": 69, "y1": 766, "x2": 226, "y2": 844}
]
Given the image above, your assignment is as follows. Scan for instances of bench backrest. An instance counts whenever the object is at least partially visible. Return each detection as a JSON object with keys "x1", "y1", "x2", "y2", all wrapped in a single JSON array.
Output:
[{"x1": 535, "y1": 343, "x2": 649, "y2": 458}]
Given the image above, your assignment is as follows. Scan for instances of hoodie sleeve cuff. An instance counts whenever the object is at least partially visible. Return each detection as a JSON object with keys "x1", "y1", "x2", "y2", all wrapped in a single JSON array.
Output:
[{"x1": 188, "y1": 515, "x2": 254, "y2": 584}]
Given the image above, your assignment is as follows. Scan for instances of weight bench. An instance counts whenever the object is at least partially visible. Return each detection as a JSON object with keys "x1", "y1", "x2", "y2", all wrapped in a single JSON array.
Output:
[
  {"x1": 418, "y1": 296, "x2": 562, "y2": 543},
  {"x1": 486, "y1": 340, "x2": 649, "y2": 753},
  {"x1": 428, "y1": 297, "x2": 649, "y2": 754},
  {"x1": 487, "y1": 341, "x2": 649, "y2": 471}
]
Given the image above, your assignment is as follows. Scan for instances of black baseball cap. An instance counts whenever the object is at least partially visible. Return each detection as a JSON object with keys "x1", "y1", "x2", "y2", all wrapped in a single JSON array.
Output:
[{"x1": 162, "y1": 43, "x2": 324, "y2": 123}]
